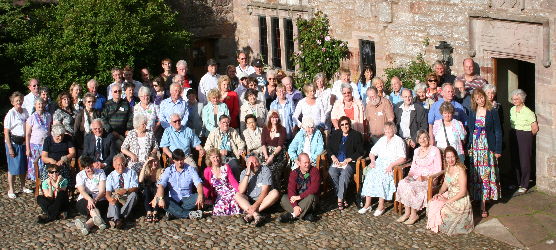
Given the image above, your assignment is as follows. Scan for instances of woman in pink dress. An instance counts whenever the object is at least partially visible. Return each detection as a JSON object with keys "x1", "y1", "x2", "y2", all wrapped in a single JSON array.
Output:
[
  {"x1": 395, "y1": 130, "x2": 442, "y2": 224},
  {"x1": 202, "y1": 149, "x2": 241, "y2": 216}
]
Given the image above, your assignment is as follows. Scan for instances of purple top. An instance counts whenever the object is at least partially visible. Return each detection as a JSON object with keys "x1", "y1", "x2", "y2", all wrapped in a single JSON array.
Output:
[{"x1": 27, "y1": 112, "x2": 52, "y2": 145}]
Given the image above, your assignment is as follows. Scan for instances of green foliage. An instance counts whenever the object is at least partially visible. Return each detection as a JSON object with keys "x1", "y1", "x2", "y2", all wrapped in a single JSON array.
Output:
[
  {"x1": 292, "y1": 11, "x2": 349, "y2": 89},
  {"x1": 3, "y1": 0, "x2": 191, "y2": 96},
  {"x1": 383, "y1": 54, "x2": 433, "y2": 91}
]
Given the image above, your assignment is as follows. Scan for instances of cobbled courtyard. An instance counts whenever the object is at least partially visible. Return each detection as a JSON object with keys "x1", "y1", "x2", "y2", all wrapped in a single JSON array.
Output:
[{"x1": 0, "y1": 171, "x2": 514, "y2": 249}]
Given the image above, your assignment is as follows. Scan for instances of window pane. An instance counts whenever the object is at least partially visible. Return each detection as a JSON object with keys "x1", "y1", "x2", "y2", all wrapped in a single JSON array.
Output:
[
  {"x1": 284, "y1": 19, "x2": 294, "y2": 71},
  {"x1": 271, "y1": 17, "x2": 281, "y2": 68},
  {"x1": 259, "y1": 16, "x2": 268, "y2": 64}
]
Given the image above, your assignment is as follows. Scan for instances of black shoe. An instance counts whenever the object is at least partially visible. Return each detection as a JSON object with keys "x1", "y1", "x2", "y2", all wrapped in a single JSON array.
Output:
[
  {"x1": 254, "y1": 214, "x2": 265, "y2": 227},
  {"x1": 302, "y1": 213, "x2": 318, "y2": 222},
  {"x1": 37, "y1": 215, "x2": 51, "y2": 224},
  {"x1": 279, "y1": 213, "x2": 294, "y2": 223}
]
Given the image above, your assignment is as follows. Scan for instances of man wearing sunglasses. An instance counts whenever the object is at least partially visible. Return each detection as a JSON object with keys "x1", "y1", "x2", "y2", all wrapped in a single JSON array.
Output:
[
  {"x1": 23, "y1": 78, "x2": 40, "y2": 114},
  {"x1": 101, "y1": 84, "x2": 133, "y2": 150},
  {"x1": 160, "y1": 113, "x2": 205, "y2": 168},
  {"x1": 236, "y1": 52, "x2": 255, "y2": 77}
]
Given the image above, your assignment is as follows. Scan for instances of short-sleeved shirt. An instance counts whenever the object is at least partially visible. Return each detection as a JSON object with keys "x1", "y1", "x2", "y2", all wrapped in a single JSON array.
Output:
[
  {"x1": 27, "y1": 112, "x2": 52, "y2": 145},
  {"x1": 158, "y1": 164, "x2": 202, "y2": 202},
  {"x1": 240, "y1": 166, "x2": 272, "y2": 200},
  {"x1": 3, "y1": 108, "x2": 29, "y2": 137},
  {"x1": 427, "y1": 98, "x2": 468, "y2": 125},
  {"x1": 158, "y1": 97, "x2": 189, "y2": 129},
  {"x1": 42, "y1": 135, "x2": 73, "y2": 161},
  {"x1": 159, "y1": 126, "x2": 201, "y2": 155},
  {"x1": 105, "y1": 168, "x2": 139, "y2": 192},
  {"x1": 75, "y1": 169, "x2": 107, "y2": 200},
  {"x1": 510, "y1": 106, "x2": 536, "y2": 131},
  {"x1": 41, "y1": 177, "x2": 68, "y2": 192}
]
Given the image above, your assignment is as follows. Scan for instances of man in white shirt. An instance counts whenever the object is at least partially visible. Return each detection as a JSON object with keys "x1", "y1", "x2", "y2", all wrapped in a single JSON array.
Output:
[
  {"x1": 235, "y1": 52, "x2": 255, "y2": 77},
  {"x1": 107, "y1": 68, "x2": 124, "y2": 100},
  {"x1": 332, "y1": 68, "x2": 360, "y2": 101},
  {"x1": 122, "y1": 66, "x2": 143, "y2": 98},
  {"x1": 23, "y1": 78, "x2": 40, "y2": 114},
  {"x1": 198, "y1": 59, "x2": 219, "y2": 104}
]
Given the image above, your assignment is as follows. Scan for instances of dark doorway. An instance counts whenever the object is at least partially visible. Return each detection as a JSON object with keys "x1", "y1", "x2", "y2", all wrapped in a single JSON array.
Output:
[
  {"x1": 188, "y1": 39, "x2": 216, "y2": 80},
  {"x1": 494, "y1": 58, "x2": 536, "y2": 188},
  {"x1": 359, "y1": 40, "x2": 376, "y2": 74}
]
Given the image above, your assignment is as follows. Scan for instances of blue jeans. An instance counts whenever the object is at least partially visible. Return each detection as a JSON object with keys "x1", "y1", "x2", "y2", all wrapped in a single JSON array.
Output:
[{"x1": 166, "y1": 193, "x2": 198, "y2": 219}]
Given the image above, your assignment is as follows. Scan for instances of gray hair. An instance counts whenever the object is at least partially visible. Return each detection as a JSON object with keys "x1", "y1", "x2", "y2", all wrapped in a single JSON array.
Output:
[
  {"x1": 510, "y1": 89, "x2": 527, "y2": 102},
  {"x1": 90, "y1": 118, "x2": 104, "y2": 129},
  {"x1": 176, "y1": 60, "x2": 187, "y2": 68},
  {"x1": 113, "y1": 153, "x2": 127, "y2": 165},
  {"x1": 266, "y1": 70, "x2": 276, "y2": 77},
  {"x1": 51, "y1": 124, "x2": 66, "y2": 137},
  {"x1": 414, "y1": 82, "x2": 427, "y2": 92},
  {"x1": 138, "y1": 86, "x2": 151, "y2": 96},
  {"x1": 483, "y1": 84, "x2": 496, "y2": 94},
  {"x1": 133, "y1": 114, "x2": 147, "y2": 129},
  {"x1": 111, "y1": 83, "x2": 122, "y2": 91},
  {"x1": 441, "y1": 82, "x2": 453, "y2": 90},
  {"x1": 313, "y1": 72, "x2": 327, "y2": 82},
  {"x1": 34, "y1": 97, "x2": 46, "y2": 106},
  {"x1": 340, "y1": 83, "x2": 353, "y2": 92},
  {"x1": 170, "y1": 113, "x2": 182, "y2": 121},
  {"x1": 86, "y1": 79, "x2": 98, "y2": 88},
  {"x1": 169, "y1": 82, "x2": 182, "y2": 90},
  {"x1": 384, "y1": 121, "x2": 397, "y2": 134},
  {"x1": 301, "y1": 116, "x2": 315, "y2": 130},
  {"x1": 401, "y1": 88, "x2": 413, "y2": 96}
]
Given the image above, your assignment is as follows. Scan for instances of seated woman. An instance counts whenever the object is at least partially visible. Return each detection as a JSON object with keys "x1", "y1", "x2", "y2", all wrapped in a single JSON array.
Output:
[
  {"x1": 261, "y1": 110, "x2": 288, "y2": 189},
  {"x1": 36, "y1": 164, "x2": 69, "y2": 224},
  {"x1": 121, "y1": 114, "x2": 158, "y2": 174},
  {"x1": 74, "y1": 155, "x2": 108, "y2": 235},
  {"x1": 395, "y1": 130, "x2": 442, "y2": 224},
  {"x1": 202, "y1": 149, "x2": 241, "y2": 216},
  {"x1": 242, "y1": 114, "x2": 263, "y2": 156},
  {"x1": 41, "y1": 124, "x2": 76, "y2": 188},
  {"x1": 201, "y1": 88, "x2": 230, "y2": 136},
  {"x1": 359, "y1": 122, "x2": 406, "y2": 216},
  {"x1": 74, "y1": 93, "x2": 101, "y2": 152},
  {"x1": 327, "y1": 116, "x2": 365, "y2": 210},
  {"x1": 432, "y1": 102, "x2": 466, "y2": 162},
  {"x1": 288, "y1": 117, "x2": 324, "y2": 169},
  {"x1": 240, "y1": 88, "x2": 267, "y2": 132},
  {"x1": 427, "y1": 146, "x2": 474, "y2": 235},
  {"x1": 139, "y1": 153, "x2": 164, "y2": 223}
]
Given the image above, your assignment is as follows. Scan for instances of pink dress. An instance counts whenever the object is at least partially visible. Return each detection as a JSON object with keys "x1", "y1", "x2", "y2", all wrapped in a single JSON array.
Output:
[
  {"x1": 395, "y1": 146, "x2": 442, "y2": 210},
  {"x1": 202, "y1": 165, "x2": 241, "y2": 216}
]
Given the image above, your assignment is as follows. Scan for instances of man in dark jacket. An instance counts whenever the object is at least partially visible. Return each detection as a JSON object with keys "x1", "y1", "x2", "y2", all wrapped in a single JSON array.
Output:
[
  {"x1": 82, "y1": 119, "x2": 117, "y2": 174},
  {"x1": 394, "y1": 89, "x2": 428, "y2": 149}
]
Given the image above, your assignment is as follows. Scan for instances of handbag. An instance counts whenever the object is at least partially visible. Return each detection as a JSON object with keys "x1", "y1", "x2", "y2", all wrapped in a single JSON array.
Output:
[
  {"x1": 10, "y1": 135, "x2": 25, "y2": 145},
  {"x1": 441, "y1": 120, "x2": 451, "y2": 147}
]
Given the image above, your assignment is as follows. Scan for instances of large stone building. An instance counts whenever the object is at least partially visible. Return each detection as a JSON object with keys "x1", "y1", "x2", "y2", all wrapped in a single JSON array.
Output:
[{"x1": 181, "y1": 0, "x2": 556, "y2": 195}]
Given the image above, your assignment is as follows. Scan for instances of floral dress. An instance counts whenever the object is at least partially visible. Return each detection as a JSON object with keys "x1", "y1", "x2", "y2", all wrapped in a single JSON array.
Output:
[
  {"x1": 211, "y1": 166, "x2": 241, "y2": 216},
  {"x1": 469, "y1": 115, "x2": 500, "y2": 201},
  {"x1": 53, "y1": 108, "x2": 75, "y2": 135},
  {"x1": 27, "y1": 112, "x2": 52, "y2": 180},
  {"x1": 121, "y1": 130, "x2": 158, "y2": 174}
]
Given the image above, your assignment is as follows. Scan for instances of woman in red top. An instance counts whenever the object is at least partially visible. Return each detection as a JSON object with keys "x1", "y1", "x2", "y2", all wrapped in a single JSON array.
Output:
[
  {"x1": 261, "y1": 110, "x2": 288, "y2": 190},
  {"x1": 218, "y1": 76, "x2": 240, "y2": 128}
]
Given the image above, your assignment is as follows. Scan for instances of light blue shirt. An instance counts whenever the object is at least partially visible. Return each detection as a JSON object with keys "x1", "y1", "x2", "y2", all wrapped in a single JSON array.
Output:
[
  {"x1": 427, "y1": 98, "x2": 468, "y2": 125},
  {"x1": 106, "y1": 168, "x2": 139, "y2": 192},
  {"x1": 158, "y1": 97, "x2": 189, "y2": 129},
  {"x1": 270, "y1": 99, "x2": 295, "y2": 139},
  {"x1": 357, "y1": 81, "x2": 372, "y2": 106},
  {"x1": 158, "y1": 164, "x2": 202, "y2": 201},
  {"x1": 288, "y1": 129, "x2": 324, "y2": 164},
  {"x1": 159, "y1": 126, "x2": 201, "y2": 155},
  {"x1": 201, "y1": 102, "x2": 229, "y2": 136},
  {"x1": 389, "y1": 88, "x2": 406, "y2": 106}
]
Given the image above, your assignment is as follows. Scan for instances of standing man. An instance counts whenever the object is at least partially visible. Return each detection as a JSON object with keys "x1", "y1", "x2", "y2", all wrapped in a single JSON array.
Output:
[
  {"x1": 175, "y1": 59, "x2": 196, "y2": 90},
  {"x1": 101, "y1": 84, "x2": 133, "y2": 149},
  {"x1": 365, "y1": 86, "x2": 395, "y2": 145},
  {"x1": 453, "y1": 79, "x2": 472, "y2": 113},
  {"x1": 433, "y1": 61, "x2": 455, "y2": 84},
  {"x1": 160, "y1": 58, "x2": 174, "y2": 83},
  {"x1": 198, "y1": 59, "x2": 220, "y2": 104},
  {"x1": 158, "y1": 83, "x2": 189, "y2": 129},
  {"x1": 122, "y1": 66, "x2": 143, "y2": 98},
  {"x1": 23, "y1": 78, "x2": 40, "y2": 114},
  {"x1": 427, "y1": 83, "x2": 468, "y2": 144},
  {"x1": 249, "y1": 59, "x2": 267, "y2": 87},
  {"x1": 105, "y1": 154, "x2": 139, "y2": 229},
  {"x1": 107, "y1": 68, "x2": 124, "y2": 100},
  {"x1": 87, "y1": 79, "x2": 107, "y2": 110},
  {"x1": 236, "y1": 52, "x2": 255, "y2": 76},
  {"x1": 388, "y1": 76, "x2": 406, "y2": 106},
  {"x1": 140, "y1": 68, "x2": 152, "y2": 87},
  {"x1": 455, "y1": 58, "x2": 488, "y2": 92},
  {"x1": 394, "y1": 89, "x2": 428, "y2": 149},
  {"x1": 332, "y1": 68, "x2": 360, "y2": 101}
]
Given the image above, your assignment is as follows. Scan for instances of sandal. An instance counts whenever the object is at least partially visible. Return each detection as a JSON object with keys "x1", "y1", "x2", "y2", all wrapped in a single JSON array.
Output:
[
  {"x1": 152, "y1": 213, "x2": 160, "y2": 222},
  {"x1": 481, "y1": 210, "x2": 488, "y2": 218},
  {"x1": 146, "y1": 214, "x2": 153, "y2": 223},
  {"x1": 337, "y1": 201, "x2": 344, "y2": 210}
]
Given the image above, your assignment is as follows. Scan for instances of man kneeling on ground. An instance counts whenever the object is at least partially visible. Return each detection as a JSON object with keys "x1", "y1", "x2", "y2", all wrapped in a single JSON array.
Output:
[
  {"x1": 279, "y1": 153, "x2": 320, "y2": 223},
  {"x1": 152, "y1": 149, "x2": 204, "y2": 219},
  {"x1": 234, "y1": 155, "x2": 280, "y2": 226}
]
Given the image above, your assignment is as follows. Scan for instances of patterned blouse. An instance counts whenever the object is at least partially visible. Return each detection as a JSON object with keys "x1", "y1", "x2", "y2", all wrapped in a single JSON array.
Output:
[
  {"x1": 53, "y1": 108, "x2": 75, "y2": 135},
  {"x1": 121, "y1": 129, "x2": 158, "y2": 172},
  {"x1": 133, "y1": 102, "x2": 160, "y2": 131}
]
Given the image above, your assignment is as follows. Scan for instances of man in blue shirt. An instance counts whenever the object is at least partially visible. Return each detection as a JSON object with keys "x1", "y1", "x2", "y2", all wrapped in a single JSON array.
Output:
[
  {"x1": 160, "y1": 113, "x2": 205, "y2": 168},
  {"x1": 105, "y1": 154, "x2": 139, "y2": 228},
  {"x1": 158, "y1": 83, "x2": 189, "y2": 129},
  {"x1": 87, "y1": 79, "x2": 106, "y2": 110},
  {"x1": 428, "y1": 83, "x2": 468, "y2": 144},
  {"x1": 388, "y1": 76, "x2": 406, "y2": 105},
  {"x1": 153, "y1": 149, "x2": 204, "y2": 219}
]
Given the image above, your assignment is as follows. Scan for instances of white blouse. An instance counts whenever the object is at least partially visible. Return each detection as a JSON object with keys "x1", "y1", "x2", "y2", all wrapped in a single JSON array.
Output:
[
  {"x1": 293, "y1": 98, "x2": 326, "y2": 128},
  {"x1": 3, "y1": 108, "x2": 29, "y2": 137}
]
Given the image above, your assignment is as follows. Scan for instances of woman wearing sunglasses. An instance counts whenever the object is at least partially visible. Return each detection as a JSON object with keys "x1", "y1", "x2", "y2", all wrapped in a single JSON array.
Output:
[{"x1": 36, "y1": 164, "x2": 69, "y2": 224}]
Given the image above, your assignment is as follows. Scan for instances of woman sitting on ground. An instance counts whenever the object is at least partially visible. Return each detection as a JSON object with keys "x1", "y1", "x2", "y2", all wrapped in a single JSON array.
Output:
[
  {"x1": 426, "y1": 146, "x2": 474, "y2": 235},
  {"x1": 74, "y1": 155, "x2": 108, "y2": 235},
  {"x1": 202, "y1": 149, "x2": 241, "y2": 216},
  {"x1": 359, "y1": 122, "x2": 406, "y2": 216},
  {"x1": 36, "y1": 164, "x2": 69, "y2": 224},
  {"x1": 395, "y1": 130, "x2": 442, "y2": 224},
  {"x1": 139, "y1": 153, "x2": 164, "y2": 222}
]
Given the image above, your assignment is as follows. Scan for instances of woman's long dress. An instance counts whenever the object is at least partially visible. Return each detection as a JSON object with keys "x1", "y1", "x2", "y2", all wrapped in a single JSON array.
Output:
[{"x1": 469, "y1": 115, "x2": 500, "y2": 201}]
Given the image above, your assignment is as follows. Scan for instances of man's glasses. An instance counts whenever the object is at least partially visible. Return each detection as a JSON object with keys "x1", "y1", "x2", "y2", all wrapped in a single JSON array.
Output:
[
  {"x1": 113, "y1": 90, "x2": 122, "y2": 93},
  {"x1": 268, "y1": 78, "x2": 276, "y2": 80},
  {"x1": 48, "y1": 170, "x2": 59, "y2": 174},
  {"x1": 172, "y1": 119, "x2": 182, "y2": 123},
  {"x1": 239, "y1": 58, "x2": 246, "y2": 60},
  {"x1": 153, "y1": 84, "x2": 159, "y2": 87},
  {"x1": 342, "y1": 92, "x2": 352, "y2": 95},
  {"x1": 85, "y1": 100, "x2": 94, "y2": 103},
  {"x1": 340, "y1": 123, "x2": 350, "y2": 127}
]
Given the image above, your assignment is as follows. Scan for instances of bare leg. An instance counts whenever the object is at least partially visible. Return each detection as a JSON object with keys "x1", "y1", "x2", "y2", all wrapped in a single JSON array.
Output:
[
  {"x1": 363, "y1": 196, "x2": 372, "y2": 209},
  {"x1": 234, "y1": 193, "x2": 253, "y2": 214},
  {"x1": 7, "y1": 173, "x2": 15, "y2": 194},
  {"x1": 258, "y1": 189, "x2": 280, "y2": 212},
  {"x1": 377, "y1": 198, "x2": 385, "y2": 211}
]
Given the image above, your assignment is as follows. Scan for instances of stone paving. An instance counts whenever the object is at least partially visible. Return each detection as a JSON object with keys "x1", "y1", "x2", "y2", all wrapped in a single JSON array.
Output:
[{"x1": 0, "y1": 171, "x2": 514, "y2": 249}]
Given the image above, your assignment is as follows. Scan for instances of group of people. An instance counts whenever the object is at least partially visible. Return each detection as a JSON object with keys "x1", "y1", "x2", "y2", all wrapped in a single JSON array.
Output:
[{"x1": 3, "y1": 54, "x2": 538, "y2": 236}]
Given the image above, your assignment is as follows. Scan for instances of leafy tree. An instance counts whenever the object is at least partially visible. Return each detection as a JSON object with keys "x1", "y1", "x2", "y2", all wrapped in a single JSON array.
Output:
[
  {"x1": 383, "y1": 54, "x2": 433, "y2": 91},
  {"x1": 292, "y1": 11, "x2": 349, "y2": 88},
  {"x1": 4, "y1": 0, "x2": 191, "y2": 96}
]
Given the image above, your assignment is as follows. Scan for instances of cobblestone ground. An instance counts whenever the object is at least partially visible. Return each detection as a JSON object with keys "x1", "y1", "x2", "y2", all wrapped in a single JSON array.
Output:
[{"x1": 0, "y1": 171, "x2": 514, "y2": 249}]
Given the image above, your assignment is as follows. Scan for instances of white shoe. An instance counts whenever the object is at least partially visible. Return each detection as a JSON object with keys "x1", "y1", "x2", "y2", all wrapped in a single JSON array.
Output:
[
  {"x1": 93, "y1": 216, "x2": 106, "y2": 230},
  {"x1": 22, "y1": 188, "x2": 33, "y2": 194},
  {"x1": 75, "y1": 219, "x2": 89, "y2": 235},
  {"x1": 373, "y1": 208, "x2": 384, "y2": 217},
  {"x1": 517, "y1": 187, "x2": 527, "y2": 193},
  {"x1": 358, "y1": 207, "x2": 372, "y2": 214},
  {"x1": 7, "y1": 193, "x2": 16, "y2": 199}
]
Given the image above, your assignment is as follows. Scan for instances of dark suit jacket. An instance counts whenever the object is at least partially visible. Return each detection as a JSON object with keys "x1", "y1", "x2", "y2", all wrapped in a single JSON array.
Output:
[
  {"x1": 393, "y1": 102, "x2": 428, "y2": 141},
  {"x1": 326, "y1": 129, "x2": 365, "y2": 163},
  {"x1": 467, "y1": 109, "x2": 503, "y2": 154},
  {"x1": 73, "y1": 109, "x2": 101, "y2": 149},
  {"x1": 82, "y1": 132, "x2": 117, "y2": 167}
]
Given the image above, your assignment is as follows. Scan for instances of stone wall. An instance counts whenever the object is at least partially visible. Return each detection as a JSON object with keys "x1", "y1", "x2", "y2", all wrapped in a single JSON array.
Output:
[{"x1": 190, "y1": 0, "x2": 556, "y2": 194}]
